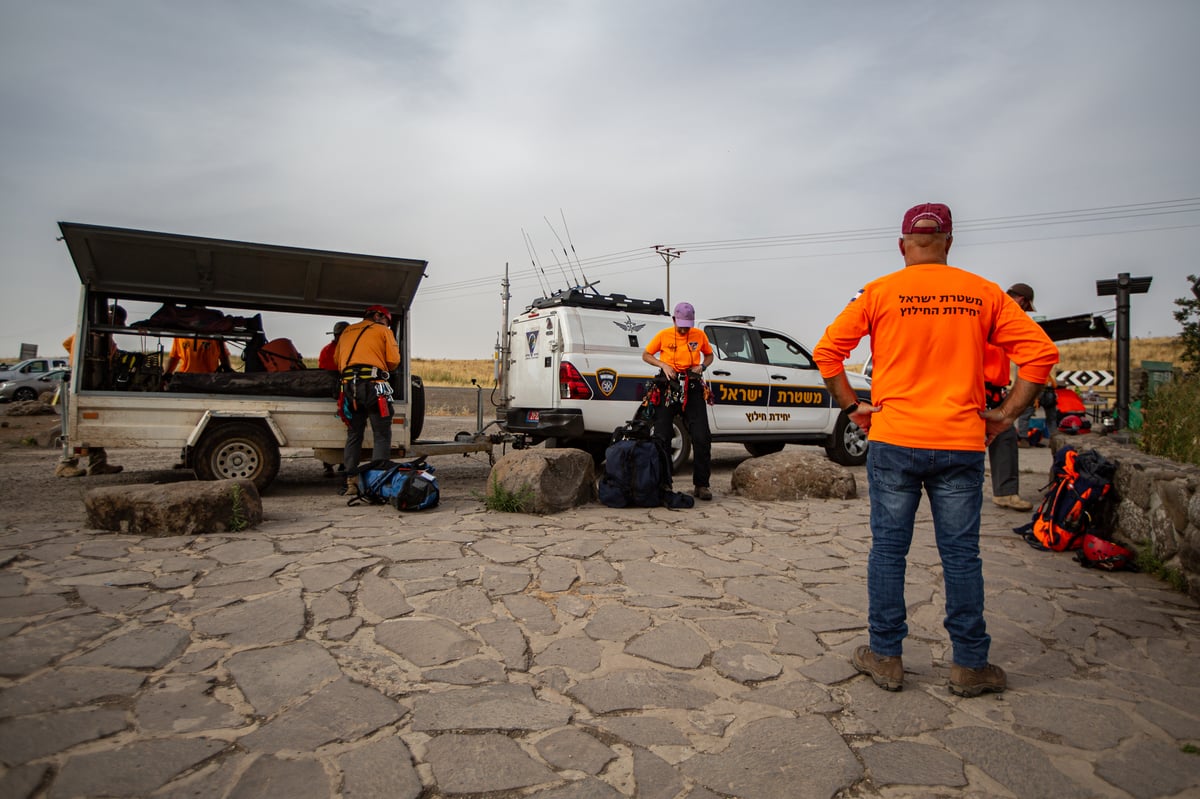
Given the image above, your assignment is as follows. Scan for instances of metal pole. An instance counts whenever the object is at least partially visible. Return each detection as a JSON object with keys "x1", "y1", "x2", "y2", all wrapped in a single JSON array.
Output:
[
  {"x1": 1115, "y1": 273, "x2": 1131, "y2": 430},
  {"x1": 497, "y1": 264, "x2": 511, "y2": 418}
]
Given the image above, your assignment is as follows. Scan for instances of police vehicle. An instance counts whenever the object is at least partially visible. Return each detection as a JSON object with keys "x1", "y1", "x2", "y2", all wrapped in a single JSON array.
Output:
[{"x1": 497, "y1": 288, "x2": 872, "y2": 470}]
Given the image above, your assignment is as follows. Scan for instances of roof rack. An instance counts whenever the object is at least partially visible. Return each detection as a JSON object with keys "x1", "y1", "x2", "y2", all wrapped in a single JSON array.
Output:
[
  {"x1": 528, "y1": 289, "x2": 668, "y2": 315},
  {"x1": 711, "y1": 314, "x2": 755, "y2": 324}
]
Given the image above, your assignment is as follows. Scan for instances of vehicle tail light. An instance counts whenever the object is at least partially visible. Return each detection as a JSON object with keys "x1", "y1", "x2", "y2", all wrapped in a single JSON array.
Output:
[{"x1": 559, "y1": 361, "x2": 593, "y2": 399}]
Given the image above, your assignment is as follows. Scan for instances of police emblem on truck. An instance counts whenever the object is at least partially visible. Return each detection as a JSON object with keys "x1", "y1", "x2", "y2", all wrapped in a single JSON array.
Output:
[{"x1": 597, "y1": 368, "x2": 618, "y2": 397}]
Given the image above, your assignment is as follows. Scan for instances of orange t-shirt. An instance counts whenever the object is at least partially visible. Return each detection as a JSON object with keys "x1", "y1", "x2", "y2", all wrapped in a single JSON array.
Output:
[
  {"x1": 982, "y1": 343, "x2": 1011, "y2": 387},
  {"x1": 335, "y1": 320, "x2": 401, "y2": 372},
  {"x1": 645, "y1": 327, "x2": 712, "y2": 373},
  {"x1": 813, "y1": 263, "x2": 1058, "y2": 451},
  {"x1": 170, "y1": 338, "x2": 228, "y2": 374}
]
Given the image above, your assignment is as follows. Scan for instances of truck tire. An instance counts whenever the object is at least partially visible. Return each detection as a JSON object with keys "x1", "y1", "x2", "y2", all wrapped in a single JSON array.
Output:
[
  {"x1": 410, "y1": 375, "x2": 425, "y2": 442},
  {"x1": 193, "y1": 421, "x2": 281, "y2": 492},
  {"x1": 744, "y1": 441, "x2": 785, "y2": 457},
  {"x1": 669, "y1": 416, "x2": 691, "y2": 474},
  {"x1": 13, "y1": 387, "x2": 37, "y2": 402},
  {"x1": 825, "y1": 409, "x2": 868, "y2": 466}
]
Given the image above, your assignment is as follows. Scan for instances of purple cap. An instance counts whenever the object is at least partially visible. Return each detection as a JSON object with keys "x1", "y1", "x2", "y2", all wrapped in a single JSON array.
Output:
[
  {"x1": 673, "y1": 301, "x2": 696, "y2": 328},
  {"x1": 902, "y1": 202, "x2": 953, "y2": 234}
]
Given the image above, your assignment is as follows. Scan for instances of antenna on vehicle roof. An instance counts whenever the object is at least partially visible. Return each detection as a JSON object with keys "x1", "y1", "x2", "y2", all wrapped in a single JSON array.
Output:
[
  {"x1": 521, "y1": 228, "x2": 551, "y2": 297},
  {"x1": 545, "y1": 215, "x2": 584, "y2": 289}
]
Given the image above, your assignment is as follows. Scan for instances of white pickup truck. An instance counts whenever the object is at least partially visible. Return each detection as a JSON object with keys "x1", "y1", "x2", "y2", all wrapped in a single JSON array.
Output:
[
  {"x1": 59, "y1": 222, "x2": 492, "y2": 491},
  {"x1": 497, "y1": 288, "x2": 872, "y2": 470}
]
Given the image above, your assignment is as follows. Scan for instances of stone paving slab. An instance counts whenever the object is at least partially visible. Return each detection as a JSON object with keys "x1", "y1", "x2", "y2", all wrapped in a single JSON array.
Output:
[{"x1": 0, "y1": 440, "x2": 1198, "y2": 798}]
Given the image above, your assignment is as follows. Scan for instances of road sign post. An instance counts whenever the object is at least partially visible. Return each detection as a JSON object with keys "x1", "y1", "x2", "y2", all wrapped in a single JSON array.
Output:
[{"x1": 1096, "y1": 273, "x2": 1152, "y2": 431}]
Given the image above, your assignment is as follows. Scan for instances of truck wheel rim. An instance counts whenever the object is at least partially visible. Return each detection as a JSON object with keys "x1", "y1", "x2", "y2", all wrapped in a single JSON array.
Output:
[
  {"x1": 844, "y1": 423, "x2": 867, "y2": 456},
  {"x1": 213, "y1": 441, "x2": 260, "y2": 479}
]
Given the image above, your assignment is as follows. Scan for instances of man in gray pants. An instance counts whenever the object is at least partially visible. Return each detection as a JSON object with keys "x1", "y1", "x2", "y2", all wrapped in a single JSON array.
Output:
[{"x1": 986, "y1": 283, "x2": 1037, "y2": 511}]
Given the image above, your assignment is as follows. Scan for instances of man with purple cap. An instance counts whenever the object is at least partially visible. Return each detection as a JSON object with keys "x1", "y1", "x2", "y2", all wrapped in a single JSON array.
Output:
[{"x1": 642, "y1": 301, "x2": 715, "y2": 500}]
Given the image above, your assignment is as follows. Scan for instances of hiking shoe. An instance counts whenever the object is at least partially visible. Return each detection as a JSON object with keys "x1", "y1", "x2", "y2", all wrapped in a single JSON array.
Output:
[
  {"x1": 852, "y1": 645, "x2": 903, "y2": 691},
  {"x1": 949, "y1": 663, "x2": 1007, "y2": 697},
  {"x1": 693, "y1": 486, "x2": 713, "y2": 501},
  {"x1": 993, "y1": 494, "x2": 1033, "y2": 511},
  {"x1": 340, "y1": 477, "x2": 359, "y2": 497},
  {"x1": 55, "y1": 461, "x2": 86, "y2": 478},
  {"x1": 87, "y1": 463, "x2": 124, "y2": 476}
]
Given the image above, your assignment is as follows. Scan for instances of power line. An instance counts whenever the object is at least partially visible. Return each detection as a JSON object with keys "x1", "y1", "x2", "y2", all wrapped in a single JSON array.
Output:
[{"x1": 418, "y1": 197, "x2": 1200, "y2": 298}]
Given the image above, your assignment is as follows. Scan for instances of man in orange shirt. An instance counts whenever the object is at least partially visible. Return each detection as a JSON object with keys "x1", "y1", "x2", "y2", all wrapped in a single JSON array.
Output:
[
  {"x1": 165, "y1": 338, "x2": 231, "y2": 375},
  {"x1": 814, "y1": 202, "x2": 1057, "y2": 697},
  {"x1": 642, "y1": 301, "x2": 715, "y2": 500},
  {"x1": 336, "y1": 305, "x2": 402, "y2": 496},
  {"x1": 985, "y1": 283, "x2": 1038, "y2": 511}
]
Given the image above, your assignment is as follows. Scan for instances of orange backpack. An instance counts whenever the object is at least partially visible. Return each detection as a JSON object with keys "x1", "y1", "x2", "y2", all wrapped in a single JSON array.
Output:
[
  {"x1": 258, "y1": 338, "x2": 306, "y2": 372},
  {"x1": 1017, "y1": 446, "x2": 1115, "y2": 552}
]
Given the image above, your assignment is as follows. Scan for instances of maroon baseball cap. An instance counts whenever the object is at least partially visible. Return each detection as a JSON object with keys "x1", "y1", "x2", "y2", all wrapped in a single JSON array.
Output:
[{"x1": 902, "y1": 203, "x2": 953, "y2": 234}]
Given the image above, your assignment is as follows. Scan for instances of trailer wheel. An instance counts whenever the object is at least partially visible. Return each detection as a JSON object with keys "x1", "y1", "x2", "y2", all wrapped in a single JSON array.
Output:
[
  {"x1": 193, "y1": 422, "x2": 280, "y2": 492},
  {"x1": 410, "y1": 375, "x2": 425, "y2": 442}
]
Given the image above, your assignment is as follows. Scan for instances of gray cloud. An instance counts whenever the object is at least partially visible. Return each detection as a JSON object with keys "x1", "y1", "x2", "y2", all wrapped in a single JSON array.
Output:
[{"x1": 2, "y1": 0, "x2": 1198, "y2": 361}]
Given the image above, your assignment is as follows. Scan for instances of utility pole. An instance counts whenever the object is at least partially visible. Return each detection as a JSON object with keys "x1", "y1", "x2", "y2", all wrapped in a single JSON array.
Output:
[{"x1": 652, "y1": 245, "x2": 685, "y2": 308}]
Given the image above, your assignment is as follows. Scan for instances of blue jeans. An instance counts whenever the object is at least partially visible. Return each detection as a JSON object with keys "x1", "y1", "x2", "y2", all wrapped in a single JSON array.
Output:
[{"x1": 866, "y1": 441, "x2": 990, "y2": 669}]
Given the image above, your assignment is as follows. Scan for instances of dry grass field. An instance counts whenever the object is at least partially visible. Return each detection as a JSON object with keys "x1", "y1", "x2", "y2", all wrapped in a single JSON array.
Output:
[{"x1": 1054, "y1": 337, "x2": 1183, "y2": 371}]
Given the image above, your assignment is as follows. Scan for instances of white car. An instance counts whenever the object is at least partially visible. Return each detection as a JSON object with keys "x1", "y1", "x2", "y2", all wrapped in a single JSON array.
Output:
[{"x1": 499, "y1": 290, "x2": 872, "y2": 469}]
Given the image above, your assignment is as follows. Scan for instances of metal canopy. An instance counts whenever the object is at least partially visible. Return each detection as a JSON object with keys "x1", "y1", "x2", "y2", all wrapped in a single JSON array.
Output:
[{"x1": 58, "y1": 222, "x2": 428, "y2": 316}]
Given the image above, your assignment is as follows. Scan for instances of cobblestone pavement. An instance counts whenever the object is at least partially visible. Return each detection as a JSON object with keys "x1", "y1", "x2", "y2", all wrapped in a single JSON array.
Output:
[{"x1": 1, "y1": 421, "x2": 1198, "y2": 799}]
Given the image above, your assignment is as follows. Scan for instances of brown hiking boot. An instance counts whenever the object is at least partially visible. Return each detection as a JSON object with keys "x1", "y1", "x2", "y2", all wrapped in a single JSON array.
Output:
[
  {"x1": 992, "y1": 494, "x2": 1032, "y2": 511},
  {"x1": 340, "y1": 476, "x2": 359, "y2": 497},
  {"x1": 949, "y1": 663, "x2": 1007, "y2": 697},
  {"x1": 693, "y1": 486, "x2": 713, "y2": 501},
  {"x1": 55, "y1": 461, "x2": 86, "y2": 478},
  {"x1": 853, "y1": 645, "x2": 903, "y2": 691},
  {"x1": 87, "y1": 463, "x2": 124, "y2": 476}
]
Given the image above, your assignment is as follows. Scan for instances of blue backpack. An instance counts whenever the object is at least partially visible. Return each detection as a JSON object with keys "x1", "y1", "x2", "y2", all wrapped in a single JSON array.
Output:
[
  {"x1": 351, "y1": 460, "x2": 440, "y2": 511},
  {"x1": 598, "y1": 422, "x2": 693, "y2": 509}
]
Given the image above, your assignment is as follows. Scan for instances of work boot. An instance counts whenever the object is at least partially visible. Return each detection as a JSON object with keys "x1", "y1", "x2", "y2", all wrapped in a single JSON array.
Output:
[
  {"x1": 340, "y1": 476, "x2": 358, "y2": 497},
  {"x1": 993, "y1": 494, "x2": 1033, "y2": 511},
  {"x1": 949, "y1": 663, "x2": 1007, "y2": 697},
  {"x1": 55, "y1": 460, "x2": 86, "y2": 478},
  {"x1": 88, "y1": 462, "x2": 124, "y2": 476},
  {"x1": 852, "y1": 645, "x2": 903, "y2": 691},
  {"x1": 693, "y1": 486, "x2": 713, "y2": 501}
]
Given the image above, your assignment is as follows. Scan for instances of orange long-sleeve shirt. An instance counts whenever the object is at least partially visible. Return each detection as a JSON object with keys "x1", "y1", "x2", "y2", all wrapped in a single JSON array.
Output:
[
  {"x1": 813, "y1": 263, "x2": 1058, "y2": 451},
  {"x1": 335, "y1": 320, "x2": 401, "y2": 372}
]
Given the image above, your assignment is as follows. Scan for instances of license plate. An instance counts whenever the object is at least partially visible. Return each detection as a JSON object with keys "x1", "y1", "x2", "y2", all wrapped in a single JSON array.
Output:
[{"x1": 526, "y1": 411, "x2": 540, "y2": 422}]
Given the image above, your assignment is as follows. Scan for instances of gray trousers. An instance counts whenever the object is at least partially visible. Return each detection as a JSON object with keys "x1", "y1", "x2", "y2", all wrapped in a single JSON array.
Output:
[
  {"x1": 342, "y1": 381, "x2": 393, "y2": 476},
  {"x1": 987, "y1": 426, "x2": 1019, "y2": 496}
]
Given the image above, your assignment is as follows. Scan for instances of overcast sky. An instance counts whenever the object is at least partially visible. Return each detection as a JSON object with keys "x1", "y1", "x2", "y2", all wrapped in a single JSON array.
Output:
[{"x1": 2, "y1": 1, "x2": 1198, "y2": 365}]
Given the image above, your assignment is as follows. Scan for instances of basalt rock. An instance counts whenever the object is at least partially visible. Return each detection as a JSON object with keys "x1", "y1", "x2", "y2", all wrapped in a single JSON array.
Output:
[
  {"x1": 84, "y1": 478, "x2": 262, "y2": 536},
  {"x1": 732, "y1": 450, "x2": 857, "y2": 500},
  {"x1": 488, "y1": 449, "x2": 596, "y2": 514}
]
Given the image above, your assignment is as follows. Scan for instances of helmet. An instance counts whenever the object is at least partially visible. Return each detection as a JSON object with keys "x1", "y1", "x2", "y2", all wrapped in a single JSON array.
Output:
[
  {"x1": 365, "y1": 305, "x2": 392, "y2": 325},
  {"x1": 1058, "y1": 414, "x2": 1082, "y2": 434},
  {"x1": 1076, "y1": 534, "x2": 1135, "y2": 571}
]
